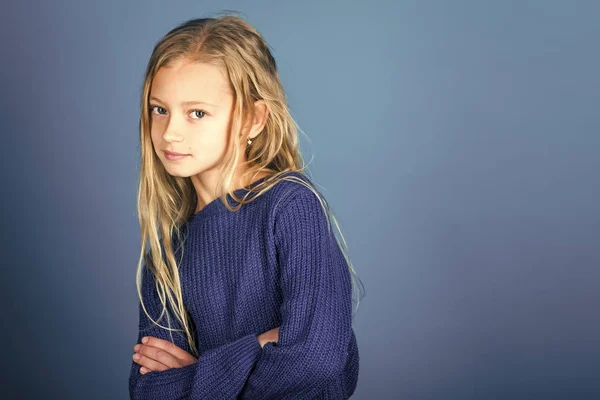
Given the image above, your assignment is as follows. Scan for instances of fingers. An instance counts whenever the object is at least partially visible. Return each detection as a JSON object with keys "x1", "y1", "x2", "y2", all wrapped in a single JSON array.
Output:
[
  {"x1": 143, "y1": 337, "x2": 194, "y2": 363},
  {"x1": 133, "y1": 348, "x2": 170, "y2": 373},
  {"x1": 133, "y1": 342, "x2": 181, "y2": 371},
  {"x1": 133, "y1": 336, "x2": 196, "y2": 374}
]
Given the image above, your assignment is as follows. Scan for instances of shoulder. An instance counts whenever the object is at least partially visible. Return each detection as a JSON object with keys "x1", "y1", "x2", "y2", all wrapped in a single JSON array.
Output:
[
  {"x1": 265, "y1": 171, "x2": 324, "y2": 220},
  {"x1": 265, "y1": 172, "x2": 331, "y2": 240}
]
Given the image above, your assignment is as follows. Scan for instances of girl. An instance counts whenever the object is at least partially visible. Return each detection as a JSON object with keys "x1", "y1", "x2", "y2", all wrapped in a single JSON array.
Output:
[{"x1": 129, "y1": 13, "x2": 365, "y2": 399}]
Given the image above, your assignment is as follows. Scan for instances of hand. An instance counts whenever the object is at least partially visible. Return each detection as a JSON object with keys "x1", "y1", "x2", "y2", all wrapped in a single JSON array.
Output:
[
  {"x1": 133, "y1": 336, "x2": 197, "y2": 374},
  {"x1": 257, "y1": 326, "x2": 280, "y2": 348}
]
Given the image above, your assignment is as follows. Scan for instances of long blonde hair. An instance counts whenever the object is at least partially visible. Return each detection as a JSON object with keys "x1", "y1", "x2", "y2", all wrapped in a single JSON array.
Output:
[{"x1": 135, "y1": 12, "x2": 365, "y2": 358}]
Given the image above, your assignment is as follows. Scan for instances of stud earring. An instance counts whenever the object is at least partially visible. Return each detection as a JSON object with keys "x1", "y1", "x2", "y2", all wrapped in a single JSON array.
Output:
[{"x1": 247, "y1": 138, "x2": 253, "y2": 145}]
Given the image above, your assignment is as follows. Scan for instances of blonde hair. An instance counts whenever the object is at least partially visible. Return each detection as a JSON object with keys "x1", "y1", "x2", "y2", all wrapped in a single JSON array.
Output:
[{"x1": 135, "y1": 12, "x2": 365, "y2": 358}]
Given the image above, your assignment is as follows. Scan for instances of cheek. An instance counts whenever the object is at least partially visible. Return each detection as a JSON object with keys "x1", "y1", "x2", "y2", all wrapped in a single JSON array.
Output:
[
  {"x1": 192, "y1": 135, "x2": 225, "y2": 159},
  {"x1": 200, "y1": 120, "x2": 231, "y2": 147},
  {"x1": 149, "y1": 125, "x2": 161, "y2": 146}
]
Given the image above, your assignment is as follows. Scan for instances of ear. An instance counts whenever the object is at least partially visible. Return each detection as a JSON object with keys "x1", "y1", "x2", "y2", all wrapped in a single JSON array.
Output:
[{"x1": 247, "y1": 100, "x2": 269, "y2": 140}]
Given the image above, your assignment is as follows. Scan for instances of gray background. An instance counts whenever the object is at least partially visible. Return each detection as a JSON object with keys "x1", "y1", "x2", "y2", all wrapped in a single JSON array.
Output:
[{"x1": 1, "y1": 1, "x2": 598, "y2": 399}]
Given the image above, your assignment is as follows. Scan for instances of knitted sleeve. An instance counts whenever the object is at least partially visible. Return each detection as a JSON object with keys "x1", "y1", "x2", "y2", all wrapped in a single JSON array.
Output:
[
  {"x1": 128, "y1": 263, "x2": 262, "y2": 399},
  {"x1": 238, "y1": 185, "x2": 355, "y2": 399}
]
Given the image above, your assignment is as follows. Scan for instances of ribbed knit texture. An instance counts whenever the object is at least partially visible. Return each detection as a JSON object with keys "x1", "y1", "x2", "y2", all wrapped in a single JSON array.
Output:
[{"x1": 129, "y1": 171, "x2": 359, "y2": 399}]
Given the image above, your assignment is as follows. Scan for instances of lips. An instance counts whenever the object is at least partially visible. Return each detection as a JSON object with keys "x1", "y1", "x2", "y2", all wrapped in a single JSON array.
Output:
[
  {"x1": 163, "y1": 150, "x2": 190, "y2": 161},
  {"x1": 164, "y1": 150, "x2": 188, "y2": 156}
]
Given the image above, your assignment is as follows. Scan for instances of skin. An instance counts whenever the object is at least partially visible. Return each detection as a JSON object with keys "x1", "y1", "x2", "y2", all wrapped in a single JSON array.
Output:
[
  {"x1": 149, "y1": 58, "x2": 271, "y2": 212},
  {"x1": 133, "y1": 59, "x2": 279, "y2": 374},
  {"x1": 133, "y1": 327, "x2": 280, "y2": 374}
]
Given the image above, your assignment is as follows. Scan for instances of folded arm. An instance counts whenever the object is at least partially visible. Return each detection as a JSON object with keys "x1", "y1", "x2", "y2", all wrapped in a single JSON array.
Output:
[
  {"x1": 129, "y1": 263, "x2": 262, "y2": 400},
  {"x1": 238, "y1": 185, "x2": 355, "y2": 399}
]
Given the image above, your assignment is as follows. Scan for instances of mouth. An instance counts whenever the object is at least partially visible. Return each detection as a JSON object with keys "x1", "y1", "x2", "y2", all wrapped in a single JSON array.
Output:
[{"x1": 163, "y1": 150, "x2": 190, "y2": 160}]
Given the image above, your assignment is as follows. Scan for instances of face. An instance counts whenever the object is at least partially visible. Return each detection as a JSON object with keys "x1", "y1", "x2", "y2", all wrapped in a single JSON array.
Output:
[{"x1": 149, "y1": 59, "x2": 235, "y2": 178}]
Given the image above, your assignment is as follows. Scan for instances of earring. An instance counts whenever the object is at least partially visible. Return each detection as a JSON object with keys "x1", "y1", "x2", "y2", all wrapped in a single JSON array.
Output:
[{"x1": 247, "y1": 138, "x2": 253, "y2": 145}]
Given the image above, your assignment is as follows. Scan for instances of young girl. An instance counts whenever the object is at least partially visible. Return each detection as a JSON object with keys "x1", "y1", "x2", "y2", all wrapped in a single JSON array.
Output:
[{"x1": 129, "y1": 13, "x2": 365, "y2": 399}]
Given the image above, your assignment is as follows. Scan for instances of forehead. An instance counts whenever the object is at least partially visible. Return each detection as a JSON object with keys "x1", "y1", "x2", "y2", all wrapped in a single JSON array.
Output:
[{"x1": 150, "y1": 60, "x2": 232, "y2": 104}]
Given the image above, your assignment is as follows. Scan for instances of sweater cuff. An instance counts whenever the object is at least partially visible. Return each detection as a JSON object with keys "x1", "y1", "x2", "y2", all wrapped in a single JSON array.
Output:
[
  {"x1": 193, "y1": 332, "x2": 263, "y2": 396},
  {"x1": 139, "y1": 333, "x2": 261, "y2": 386}
]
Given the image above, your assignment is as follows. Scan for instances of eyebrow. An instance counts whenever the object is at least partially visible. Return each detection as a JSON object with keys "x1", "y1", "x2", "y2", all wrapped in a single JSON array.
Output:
[{"x1": 149, "y1": 96, "x2": 217, "y2": 107}]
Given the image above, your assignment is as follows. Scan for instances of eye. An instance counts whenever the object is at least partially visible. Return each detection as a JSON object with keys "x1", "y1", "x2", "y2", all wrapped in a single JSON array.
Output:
[
  {"x1": 149, "y1": 105, "x2": 166, "y2": 115},
  {"x1": 148, "y1": 104, "x2": 208, "y2": 119},
  {"x1": 190, "y1": 109, "x2": 207, "y2": 119}
]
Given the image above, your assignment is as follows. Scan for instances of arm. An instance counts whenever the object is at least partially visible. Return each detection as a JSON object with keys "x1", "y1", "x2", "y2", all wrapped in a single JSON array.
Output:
[
  {"x1": 238, "y1": 185, "x2": 355, "y2": 399},
  {"x1": 129, "y1": 262, "x2": 262, "y2": 400}
]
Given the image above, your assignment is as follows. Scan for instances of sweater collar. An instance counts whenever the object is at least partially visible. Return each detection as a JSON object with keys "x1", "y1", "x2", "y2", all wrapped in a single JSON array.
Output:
[{"x1": 187, "y1": 175, "x2": 269, "y2": 223}]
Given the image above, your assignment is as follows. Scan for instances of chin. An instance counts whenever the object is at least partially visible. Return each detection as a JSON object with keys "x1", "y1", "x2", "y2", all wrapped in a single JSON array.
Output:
[
  {"x1": 166, "y1": 171, "x2": 191, "y2": 178},
  {"x1": 162, "y1": 164, "x2": 193, "y2": 178}
]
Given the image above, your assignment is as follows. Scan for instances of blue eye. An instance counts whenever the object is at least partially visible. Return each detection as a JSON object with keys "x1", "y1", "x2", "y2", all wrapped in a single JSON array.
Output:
[
  {"x1": 191, "y1": 110, "x2": 207, "y2": 119},
  {"x1": 149, "y1": 105, "x2": 166, "y2": 115},
  {"x1": 148, "y1": 104, "x2": 207, "y2": 119}
]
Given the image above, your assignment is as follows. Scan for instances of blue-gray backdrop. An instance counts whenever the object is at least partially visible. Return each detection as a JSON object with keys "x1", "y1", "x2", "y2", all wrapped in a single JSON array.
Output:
[{"x1": 1, "y1": 1, "x2": 598, "y2": 399}]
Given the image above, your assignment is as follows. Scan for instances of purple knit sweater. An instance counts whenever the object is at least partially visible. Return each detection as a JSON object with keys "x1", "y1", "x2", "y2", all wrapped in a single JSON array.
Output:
[{"x1": 129, "y1": 171, "x2": 359, "y2": 399}]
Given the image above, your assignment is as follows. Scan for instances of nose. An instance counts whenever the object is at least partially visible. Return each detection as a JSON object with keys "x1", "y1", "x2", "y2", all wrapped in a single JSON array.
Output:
[
  {"x1": 162, "y1": 120, "x2": 184, "y2": 143},
  {"x1": 162, "y1": 130, "x2": 184, "y2": 142}
]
